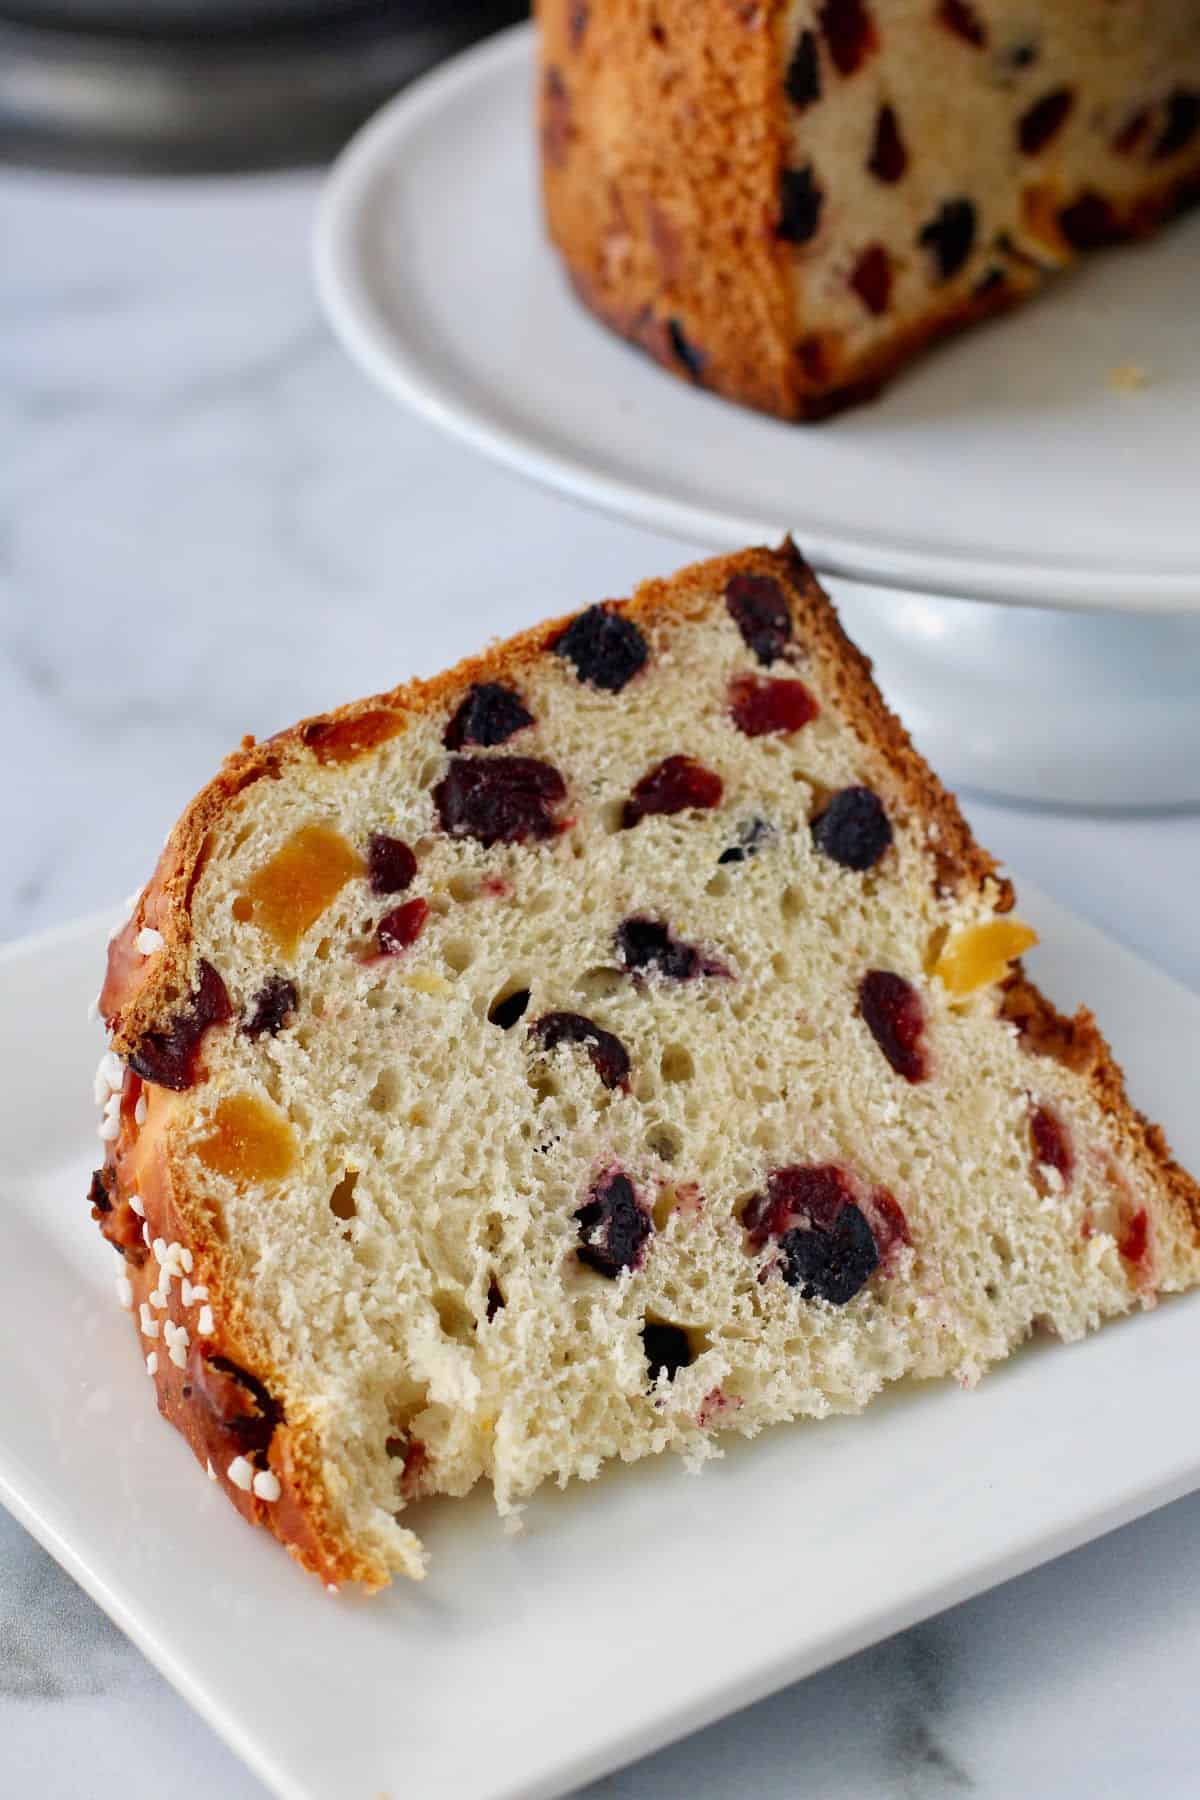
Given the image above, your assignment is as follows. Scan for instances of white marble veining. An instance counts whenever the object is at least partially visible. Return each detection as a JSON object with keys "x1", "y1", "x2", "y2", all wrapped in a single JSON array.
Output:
[{"x1": 2, "y1": 164, "x2": 1198, "y2": 1799}]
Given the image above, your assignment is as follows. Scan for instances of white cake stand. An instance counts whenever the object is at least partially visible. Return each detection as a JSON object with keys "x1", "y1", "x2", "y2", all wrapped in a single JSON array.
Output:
[{"x1": 313, "y1": 23, "x2": 1200, "y2": 807}]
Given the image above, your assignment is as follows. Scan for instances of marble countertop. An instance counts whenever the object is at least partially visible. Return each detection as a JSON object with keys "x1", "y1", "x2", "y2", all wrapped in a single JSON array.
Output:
[{"x1": 3, "y1": 163, "x2": 1198, "y2": 1800}]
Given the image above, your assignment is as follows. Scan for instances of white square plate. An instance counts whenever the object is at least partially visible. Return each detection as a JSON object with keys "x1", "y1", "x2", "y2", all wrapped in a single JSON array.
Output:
[{"x1": 2, "y1": 893, "x2": 1198, "y2": 1800}]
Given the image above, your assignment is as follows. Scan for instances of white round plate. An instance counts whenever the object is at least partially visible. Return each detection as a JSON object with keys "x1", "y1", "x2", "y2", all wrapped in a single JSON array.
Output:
[{"x1": 315, "y1": 22, "x2": 1200, "y2": 615}]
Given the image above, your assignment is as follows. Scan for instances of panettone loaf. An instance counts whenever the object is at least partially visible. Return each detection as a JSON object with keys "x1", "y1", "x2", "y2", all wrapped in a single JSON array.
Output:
[
  {"x1": 90, "y1": 542, "x2": 1200, "y2": 1589},
  {"x1": 537, "y1": 1, "x2": 1200, "y2": 418}
]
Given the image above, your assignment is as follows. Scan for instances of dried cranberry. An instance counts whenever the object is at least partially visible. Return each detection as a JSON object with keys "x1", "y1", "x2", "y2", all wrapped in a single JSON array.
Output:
[
  {"x1": 1031, "y1": 1105, "x2": 1073, "y2": 1186},
  {"x1": 1154, "y1": 89, "x2": 1200, "y2": 160},
  {"x1": 1119, "y1": 1208, "x2": 1149, "y2": 1266},
  {"x1": 867, "y1": 105, "x2": 907, "y2": 183},
  {"x1": 242, "y1": 975, "x2": 298, "y2": 1040},
  {"x1": 817, "y1": 0, "x2": 877, "y2": 75},
  {"x1": 744, "y1": 1163, "x2": 858, "y2": 1248},
  {"x1": 729, "y1": 672, "x2": 819, "y2": 737},
  {"x1": 377, "y1": 898, "x2": 429, "y2": 954},
  {"x1": 918, "y1": 199, "x2": 976, "y2": 280},
  {"x1": 938, "y1": 0, "x2": 986, "y2": 47},
  {"x1": 811, "y1": 786, "x2": 893, "y2": 870},
  {"x1": 725, "y1": 572, "x2": 793, "y2": 665},
  {"x1": 190, "y1": 1348, "x2": 282, "y2": 1454},
  {"x1": 533, "y1": 1011, "x2": 630, "y2": 1090},
  {"x1": 433, "y1": 755, "x2": 567, "y2": 846},
  {"x1": 622, "y1": 755, "x2": 723, "y2": 828},
  {"x1": 859, "y1": 970, "x2": 928, "y2": 1082},
  {"x1": 616, "y1": 917, "x2": 727, "y2": 981},
  {"x1": 718, "y1": 817, "x2": 774, "y2": 864},
  {"x1": 489, "y1": 987, "x2": 530, "y2": 1029},
  {"x1": 785, "y1": 29, "x2": 821, "y2": 108},
  {"x1": 668, "y1": 319, "x2": 706, "y2": 382},
  {"x1": 553, "y1": 605, "x2": 647, "y2": 693},
  {"x1": 1018, "y1": 88, "x2": 1074, "y2": 154},
  {"x1": 780, "y1": 1204, "x2": 878, "y2": 1304},
  {"x1": 778, "y1": 166, "x2": 823, "y2": 243},
  {"x1": 868, "y1": 1188, "x2": 911, "y2": 1259},
  {"x1": 850, "y1": 244, "x2": 893, "y2": 315},
  {"x1": 643, "y1": 1321, "x2": 692, "y2": 1381},
  {"x1": 1057, "y1": 192, "x2": 1120, "y2": 249},
  {"x1": 575, "y1": 1171, "x2": 651, "y2": 1277},
  {"x1": 443, "y1": 683, "x2": 534, "y2": 751},
  {"x1": 128, "y1": 960, "x2": 232, "y2": 1091}
]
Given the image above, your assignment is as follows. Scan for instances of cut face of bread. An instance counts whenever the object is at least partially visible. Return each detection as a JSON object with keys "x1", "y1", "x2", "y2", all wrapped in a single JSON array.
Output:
[
  {"x1": 537, "y1": 0, "x2": 1200, "y2": 417},
  {"x1": 91, "y1": 543, "x2": 1200, "y2": 1589}
]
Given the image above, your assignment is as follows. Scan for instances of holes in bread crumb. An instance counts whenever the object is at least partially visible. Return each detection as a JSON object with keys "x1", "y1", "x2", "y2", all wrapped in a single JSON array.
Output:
[
  {"x1": 488, "y1": 983, "x2": 530, "y2": 1028},
  {"x1": 780, "y1": 885, "x2": 804, "y2": 923},
  {"x1": 646, "y1": 1122, "x2": 682, "y2": 1163},
  {"x1": 442, "y1": 937, "x2": 474, "y2": 974},
  {"x1": 660, "y1": 1043, "x2": 695, "y2": 1084},
  {"x1": 418, "y1": 755, "x2": 442, "y2": 787},
  {"x1": 329, "y1": 1169, "x2": 358, "y2": 1220},
  {"x1": 232, "y1": 895, "x2": 253, "y2": 923},
  {"x1": 434, "y1": 1289, "x2": 476, "y2": 1346},
  {"x1": 771, "y1": 952, "x2": 790, "y2": 981},
  {"x1": 315, "y1": 936, "x2": 333, "y2": 962},
  {"x1": 448, "y1": 872, "x2": 480, "y2": 902},
  {"x1": 526, "y1": 889, "x2": 555, "y2": 916},
  {"x1": 577, "y1": 966, "x2": 623, "y2": 1001},
  {"x1": 485, "y1": 1276, "x2": 505, "y2": 1321},
  {"x1": 368, "y1": 1067, "x2": 403, "y2": 1113}
]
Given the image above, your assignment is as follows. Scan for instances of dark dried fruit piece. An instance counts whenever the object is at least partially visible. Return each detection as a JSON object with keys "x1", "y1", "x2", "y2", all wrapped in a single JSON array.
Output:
[
  {"x1": 1018, "y1": 88, "x2": 1074, "y2": 154},
  {"x1": 1031, "y1": 1105, "x2": 1073, "y2": 1187},
  {"x1": 643, "y1": 1321, "x2": 693, "y2": 1381},
  {"x1": 1057, "y1": 192, "x2": 1120, "y2": 249},
  {"x1": 668, "y1": 319, "x2": 706, "y2": 382},
  {"x1": 939, "y1": 0, "x2": 986, "y2": 48},
  {"x1": 623, "y1": 755, "x2": 723, "y2": 828},
  {"x1": 811, "y1": 785, "x2": 893, "y2": 870},
  {"x1": 533, "y1": 1011, "x2": 630, "y2": 1090},
  {"x1": 817, "y1": 0, "x2": 877, "y2": 76},
  {"x1": 190, "y1": 1347, "x2": 282, "y2": 1454},
  {"x1": 377, "y1": 898, "x2": 429, "y2": 955},
  {"x1": 443, "y1": 683, "x2": 534, "y2": 751},
  {"x1": 780, "y1": 1204, "x2": 878, "y2": 1304},
  {"x1": 918, "y1": 199, "x2": 977, "y2": 280},
  {"x1": 242, "y1": 975, "x2": 298, "y2": 1040},
  {"x1": 1153, "y1": 90, "x2": 1200, "y2": 160},
  {"x1": 729, "y1": 672, "x2": 819, "y2": 737},
  {"x1": 433, "y1": 755, "x2": 567, "y2": 846},
  {"x1": 489, "y1": 987, "x2": 530, "y2": 1029},
  {"x1": 486, "y1": 1277, "x2": 505, "y2": 1320},
  {"x1": 575, "y1": 1170, "x2": 651, "y2": 1277},
  {"x1": 868, "y1": 1188, "x2": 911, "y2": 1260},
  {"x1": 778, "y1": 166, "x2": 824, "y2": 243},
  {"x1": 542, "y1": 66, "x2": 571, "y2": 169},
  {"x1": 553, "y1": 604, "x2": 648, "y2": 693},
  {"x1": 567, "y1": 0, "x2": 588, "y2": 50},
  {"x1": 867, "y1": 104, "x2": 907, "y2": 183},
  {"x1": 850, "y1": 244, "x2": 893, "y2": 315},
  {"x1": 743, "y1": 1162, "x2": 858, "y2": 1248},
  {"x1": 785, "y1": 29, "x2": 821, "y2": 108},
  {"x1": 1112, "y1": 108, "x2": 1151, "y2": 156},
  {"x1": 1119, "y1": 1208, "x2": 1150, "y2": 1266},
  {"x1": 128, "y1": 960, "x2": 233, "y2": 1092},
  {"x1": 718, "y1": 817, "x2": 775, "y2": 864},
  {"x1": 859, "y1": 970, "x2": 928, "y2": 1082},
  {"x1": 616, "y1": 917, "x2": 728, "y2": 982},
  {"x1": 725, "y1": 572, "x2": 793, "y2": 665}
]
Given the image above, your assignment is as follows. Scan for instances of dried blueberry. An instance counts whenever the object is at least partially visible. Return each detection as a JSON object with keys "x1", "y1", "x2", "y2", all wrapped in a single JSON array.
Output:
[
  {"x1": 1018, "y1": 88, "x2": 1074, "y2": 154},
  {"x1": 1057, "y1": 192, "x2": 1120, "y2": 249},
  {"x1": 128, "y1": 960, "x2": 232, "y2": 1091},
  {"x1": 778, "y1": 166, "x2": 823, "y2": 243},
  {"x1": 553, "y1": 604, "x2": 647, "y2": 692},
  {"x1": 850, "y1": 244, "x2": 893, "y2": 315},
  {"x1": 785, "y1": 29, "x2": 821, "y2": 108},
  {"x1": 729, "y1": 672, "x2": 819, "y2": 736},
  {"x1": 377, "y1": 898, "x2": 428, "y2": 954},
  {"x1": 616, "y1": 917, "x2": 727, "y2": 981},
  {"x1": 242, "y1": 975, "x2": 298, "y2": 1039},
  {"x1": 858, "y1": 970, "x2": 928, "y2": 1082},
  {"x1": 433, "y1": 755, "x2": 567, "y2": 846},
  {"x1": 622, "y1": 755, "x2": 723, "y2": 828},
  {"x1": 918, "y1": 198, "x2": 977, "y2": 279},
  {"x1": 779, "y1": 1204, "x2": 878, "y2": 1304},
  {"x1": 725, "y1": 572, "x2": 793, "y2": 665},
  {"x1": 575, "y1": 1171, "x2": 651, "y2": 1277},
  {"x1": 867, "y1": 105, "x2": 907, "y2": 183},
  {"x1": 533, "y1": 1011, "x2": 630, "y2": 1090},
  {"x1": 1154, "y1": 89, "x2": 1200, "y2": 160},
  {"x1": 642, "y1": 1321, "x2": 693, "y2": 1381},
  {"x1": 811, "y1": 786, "x2": 893, "y2": 871},
  {"x1": 443, "y1": 683, "x2": 534, "y2": 751},
  {"x1": 817, "y1": 0, "x2": 877, "y2": 75},
  {"x1": 938, "y1": 0, "x2": 986, "y2": 47}
]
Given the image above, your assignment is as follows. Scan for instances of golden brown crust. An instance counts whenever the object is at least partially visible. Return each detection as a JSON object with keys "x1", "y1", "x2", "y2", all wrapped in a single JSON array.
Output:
[
  {"x1": 537, "y1": 0, "x2": 1200, "y2": 421},
  {"x1": 94, "y1": 538, "x2": 1200, "y2": 1585}
]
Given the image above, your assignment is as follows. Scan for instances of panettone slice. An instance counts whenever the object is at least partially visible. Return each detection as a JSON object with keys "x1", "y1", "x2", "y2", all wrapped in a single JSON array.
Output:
[{"x1": 91, "y1": 542, "x2": 1200, "y2": 1589}]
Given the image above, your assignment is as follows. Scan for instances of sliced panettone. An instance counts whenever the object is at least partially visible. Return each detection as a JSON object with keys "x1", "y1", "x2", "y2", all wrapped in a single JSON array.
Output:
[
  {"x1": 537, "y1": 0, "x2": 1200, "y2": 417},
  {"x1": 90, "y1": 542, "x2": 1200, "y2": 1589}
]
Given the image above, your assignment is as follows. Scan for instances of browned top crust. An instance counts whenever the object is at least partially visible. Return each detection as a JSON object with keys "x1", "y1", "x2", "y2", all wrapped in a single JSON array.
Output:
[{"x1": 93, "y1": 539, "x2": 1200, "y2": 1588}]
